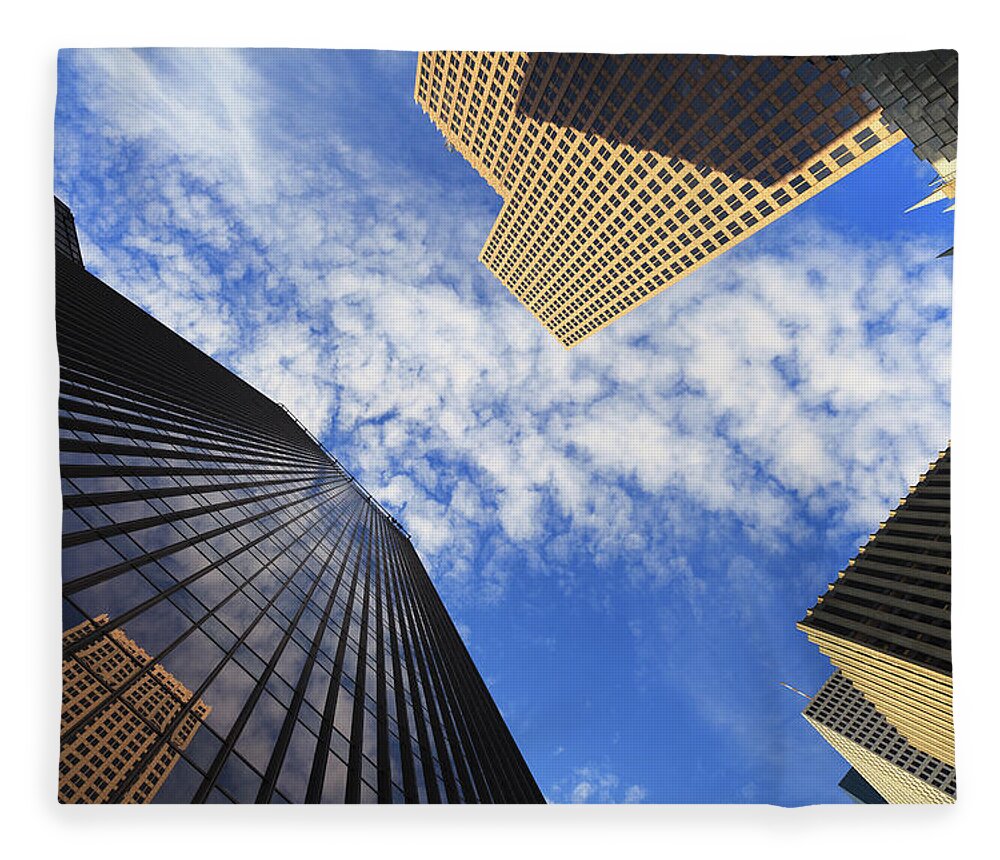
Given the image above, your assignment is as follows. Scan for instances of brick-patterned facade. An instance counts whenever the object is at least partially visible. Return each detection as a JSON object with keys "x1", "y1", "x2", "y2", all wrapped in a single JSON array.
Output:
[
  {"x1": 415, "y1": 52, "x2": 905, "y2": 347},
  {"x1": 803, "y1": 671, "x2": 955, "y2": 804},
  {"x1": 60, "y1": 616, "x2": 211, "y2": 803}
]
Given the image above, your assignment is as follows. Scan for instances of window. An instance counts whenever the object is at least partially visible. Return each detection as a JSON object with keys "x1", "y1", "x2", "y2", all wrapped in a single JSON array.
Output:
[
  {"x1": 795, "y1": 60, "x2": 820, "y2": 85},
  {"x1": 834, "y1": 105, "x2": 861, "y2": 129}
]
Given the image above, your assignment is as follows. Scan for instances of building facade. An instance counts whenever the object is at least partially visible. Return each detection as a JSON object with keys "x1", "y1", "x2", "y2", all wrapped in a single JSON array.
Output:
[
  {"x1": 842, "y1": 51, "x2": 957, "y2": 212},
  {"x1": 61, "y1": 615, "x2": 212, "y2": 803},
  {"x1": 798, "y1": 448, "x2": 953, "y2": 766},
  {"x1": 55, "y1": 196, "x2": 84, "y2": 267},
  {"x1": 56, "y1": 199, "x2": 543, "y2": 804},
  {"x1": 803, "y1": 671, "x2": 955, "y2": 804},
  {"x1": 415, "y1": 52, "x2": 905, "y2": 347},
  {"x1": 842, "y1": 51, "x2": 957, "y2": 256},
  {"x1": 837, "y1": 767, "x2": 887, "y2": 804}
]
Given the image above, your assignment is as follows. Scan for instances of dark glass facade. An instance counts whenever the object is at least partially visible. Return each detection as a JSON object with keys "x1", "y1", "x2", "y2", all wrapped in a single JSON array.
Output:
[
  {"x1": 838, "y1": 768, "x2": 887, "y2": 804},
  {"x1": 55, "y1": 196, "x2": 83, "y2": 267},
  {"x1": 56, "y1": 199, "x2": 543, "y2": 804},
  {"x1": 799, "y1": 447, "x2": 951, "y2": 675}
]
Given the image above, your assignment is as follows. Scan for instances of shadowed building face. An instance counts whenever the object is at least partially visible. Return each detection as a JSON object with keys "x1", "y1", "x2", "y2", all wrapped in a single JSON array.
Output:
[
  {"x1": 415, "y1": 52, "x2": 905, "y2": 347},
  {"x1": 56, "y1": 199, "x2": 543, "y2": 804},
  {"x1": 798, "y1": 448, "x2": 953, "y2": 766},
  {"x1": 842, "y1": 51, "x2": 957, "y2": 205}
]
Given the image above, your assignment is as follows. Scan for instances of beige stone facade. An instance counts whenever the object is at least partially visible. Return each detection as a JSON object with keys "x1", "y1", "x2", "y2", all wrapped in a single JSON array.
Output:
[
  {"x1": 59, "y1": 615, "x2": 211, "y2": 804},
  {"x1": 416, "y1": 52, "x2": 905, "y2": 347}
]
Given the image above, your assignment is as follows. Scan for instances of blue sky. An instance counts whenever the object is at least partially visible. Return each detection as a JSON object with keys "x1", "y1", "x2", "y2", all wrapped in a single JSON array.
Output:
[{"x1": 54, "y1": 48, "x2": 952, "y2": 805}]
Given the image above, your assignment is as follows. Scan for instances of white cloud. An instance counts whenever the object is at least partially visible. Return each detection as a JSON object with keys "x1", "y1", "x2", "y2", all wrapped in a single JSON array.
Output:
[
  {"x1": 550, "y1": 765, "x2": 642, "y2": 804},
  {"x1": 624, "y1": 784, "x2": 647, "y2": 803},
  {"x1": 58, "y1": 49, "x2": 951, "y2": 604}
]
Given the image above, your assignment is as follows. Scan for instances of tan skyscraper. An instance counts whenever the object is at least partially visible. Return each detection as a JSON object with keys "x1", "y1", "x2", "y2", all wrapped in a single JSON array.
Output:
[
  {"x1": 798, "y1": 447, "x2": 953, "y2": 766},
  {"x1": 415, "y1": 52, "x2": 905, "y2": 347},
  {"x1": 60, "y1": 616, "x2": 211, "y2": 803},
  {"x1": 804, "y1": 671, "x2": 955, "y2": 804}
]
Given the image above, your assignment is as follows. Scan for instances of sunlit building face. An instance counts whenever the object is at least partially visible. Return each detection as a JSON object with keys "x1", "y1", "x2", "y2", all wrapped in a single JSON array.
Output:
[
  {"x1": 803, "y1": 671, "x2": 955, "y2": 804},
  {"x1": 415, "y1": 52, "x2": 905, "y2": 347}
]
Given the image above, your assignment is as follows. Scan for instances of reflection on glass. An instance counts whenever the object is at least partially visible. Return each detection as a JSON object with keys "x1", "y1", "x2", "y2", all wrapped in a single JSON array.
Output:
[{"x1": 57, "y1": 225, "x2": 542, "y2": 803}]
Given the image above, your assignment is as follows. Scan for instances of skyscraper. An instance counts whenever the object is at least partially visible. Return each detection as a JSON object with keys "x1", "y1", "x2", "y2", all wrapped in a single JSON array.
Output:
[
  {"x1": 842, "y1": 51, "x2": 957, "y2": 212},
  {"x1": 415, "y1": 52, "x2": 905, "y2": 347},
  {"x1": 56, "y1": 198, "x2": 543, "y2": 804},
  {"x1": 803, "y1": 671, "x2": 955, "y2": 804},
  {"x1": 841, "y1": 51, "x2": 957, "y2": 256},
  {"x1": 798, "y1": 448, "x2": 953, "y2": 766},
  {"x1": 55, "y1": 195, "x2": 83, "y2": 266},
  {"x1": 837, "y1": 768, "x2": 887, "y2": 804},
  {"x1": 60, "y1": 615, "x2": 212, "y2": 803}
]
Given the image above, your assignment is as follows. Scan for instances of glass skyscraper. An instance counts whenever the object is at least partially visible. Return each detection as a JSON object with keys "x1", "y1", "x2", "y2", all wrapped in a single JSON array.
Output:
[{"x1": 56, "y1": 199, "x2": 543, "y2": 804}]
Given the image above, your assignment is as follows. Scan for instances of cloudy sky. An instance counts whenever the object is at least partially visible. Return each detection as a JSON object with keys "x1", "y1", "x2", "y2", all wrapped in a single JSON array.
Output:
[{"x1": 54, "y1": 48, "x2": 952, "y2": 805}]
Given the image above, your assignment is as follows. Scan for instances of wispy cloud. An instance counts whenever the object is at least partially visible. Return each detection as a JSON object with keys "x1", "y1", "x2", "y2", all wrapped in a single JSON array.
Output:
[
  {"x1": 56, "y1": 49, "x2": 951, "y2": 609},
  {"x1": 549, "y1": 765, "x2": 646, "y2": 804}
]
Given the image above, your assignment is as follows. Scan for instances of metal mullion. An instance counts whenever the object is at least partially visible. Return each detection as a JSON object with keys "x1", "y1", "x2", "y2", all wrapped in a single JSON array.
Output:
[
  {"x1": 372, "y1": 514, "x2": 392, "y2": 802},
  {"x1": 59, "y1": 405, "x2": 325, "y2": 468},
  {"x1": 58, "y1": 341, "x2": 281, "y2": 441},
  {"x1": 63, "y1": 480, "x2": 348, "y2": 647},
  {"x1": 305, "y1": 498, "x2": 372, "y2": 803},
  {"x1": 380, "y1": 524, "x2": 499, "y2": 802},
  {"x1": 379, "y1": 514, "x2": 419, "y2": 802},
  {"x1": 98, "y1": 490, "x2": 354, "y2": 805},
  {"x1": 59, "y1": 377, "x2": 306, "y2": 459},
  {"x1": 841, "y1": 572, "x2": 950, "y2": 603},
  {"x1": 60, "y1": 482, "x2": 357, "y2": 748},
  {"x1": 60, "y1": 461, "x2": 336, "y2": 480},
  {"x1": 386, "y1": 532, "x2": 460, "y2": 803},
  {"x1": 63, "y1": 477, "x2": 347, "y2": 599},
  {"x1": 390, "y1": 537, "x2": 481, "y2": 802},
  {"x1": 345, "y1": 501, "x2": 376, "y2": 803},
  {"x1": 58, "y1": 394, "x2": 303, "y2": 458},
  {"x1": 57, "y1": 335, "x2": 307, "y2": 454},
  {"x1": 56, "y1": 307, "x2": 282, "y2": 431},
  {"x1": 388, "y1": 532, "x2": 504, "y2": 802},
  {"x1": 396, "y1": 533, "x2": 537, "y2": 802},
  {"x1": 862, "y1": 546, "x2": 950, "y2": 569},
  {"x1": 821, "y1": 600, "x2": 951, "y2": 640},
  {"x1": 57, "y1": 393, "x2": 315, "y2": 457},
  {"x1": 808, "y1": 613, "x2": 951, "y2": 664},
  {"x1": 190, "y1": 496, "x2": 357, "y2": 803},
  {"x1": 831, "y1": 585, "x2": 951, "y2": 621},
  {"x1": 60, "y1": 647, "x2": 224, "y2": 801},
  {"x1": 378, "y1": 523, "x2": 440, "y2": 803},
  {"x1": 63, "y1": 477, "x2": 338, "y2": 549},
  {"x1": 848, "y1": 558, "x2": 951, "y2": 587},
  {"x1": 62, "y1": 473, "x2": 328, "y2": 510},
  {"x1": 255, "y1": 499, "x2": 367, "y2": 803},
  {"x1": 421, "y1": 573, "x2": 528, "y2": 802},
  {"x1": 60, "y1": 437, "x2": 316, "y2": 470},
  {"x1": 60, "y1": 416, "x2": 322, "y2": 469},
  {"x1": 63, "y1": 467, "x2": 333, "y2": 586}
]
